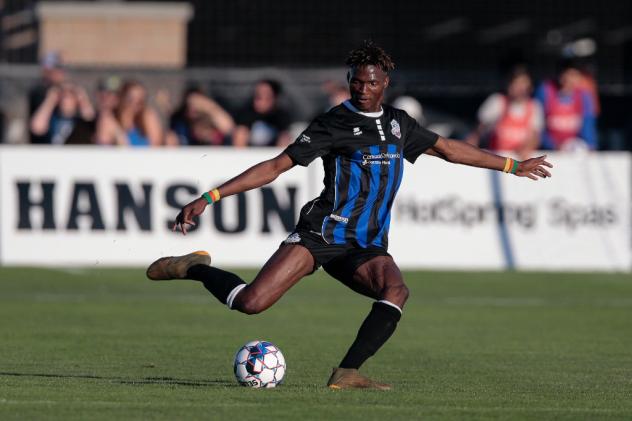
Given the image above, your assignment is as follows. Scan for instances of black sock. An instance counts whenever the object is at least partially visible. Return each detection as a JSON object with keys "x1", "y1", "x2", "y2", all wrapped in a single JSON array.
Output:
[
  {"x1": 339, "y1": 301, "x2": 402, "y2": 370},
  {"x1": 186, "y1": 264, "x2": 246, "y2": 305}
]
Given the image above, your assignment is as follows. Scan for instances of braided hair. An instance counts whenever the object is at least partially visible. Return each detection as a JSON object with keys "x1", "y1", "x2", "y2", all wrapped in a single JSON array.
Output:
[{"x1": 345, "y1": 41, "x2": 395, "y2": 73}]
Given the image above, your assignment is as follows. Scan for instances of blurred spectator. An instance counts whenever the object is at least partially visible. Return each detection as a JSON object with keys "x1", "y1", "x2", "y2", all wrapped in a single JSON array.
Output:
[
  {"x1": 91, "y1": 76, "x2": 120, "y2": 145},
  {"x1": 577, "y1": 64, "x2": 600, "y2": 117},
  {"x1": 391, "y1": 95, "x2": 464, "y2": 138},
  {"x1": 392, "y1": 96, "x2": 425, "y2": 125},
  {"x1": 535, "y1": 59, "x2": 597, "y2": 151},
  {"x1": 233, "y1": 79, "x2": 291, "y2": 147},
  {"x1": 28, "y1": 51, "x2": 67, "y2": 143},
  {"x1": 95, "y1": 80, "x2": 164, "y2": 147},
  {"x1": 95, "y1": 75, "x2": 121, "y2": 115},
  {"x1": 169, "y1": 87, "x2": 235, "y2": 146},
  {"x1": 29, "y1": 82, "x2": 95, "y2": 145},
  {"x1": 154, "y1": 87, "x2": 174, "y2": 132},
  {"x1": 467, "y1": 67, "x2": 543, "y2": 159},
  {"x1": 321, "y1": 80, "x2": 350, "y2": 110}
]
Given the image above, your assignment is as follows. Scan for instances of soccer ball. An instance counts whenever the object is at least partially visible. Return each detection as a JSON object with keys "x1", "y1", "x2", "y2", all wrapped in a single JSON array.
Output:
[{"x1": 233, "y1": 340, "x2": 286, "y2": 388}]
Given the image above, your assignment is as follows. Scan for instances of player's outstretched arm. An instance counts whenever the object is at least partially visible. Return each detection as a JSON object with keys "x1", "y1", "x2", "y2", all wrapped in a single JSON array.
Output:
[
  {"x1": 427, "y1": 137, "x2": 552, "y2": 180},
  {"x1": 173, "y1": 152, "x2": 295, "y2": 234}
]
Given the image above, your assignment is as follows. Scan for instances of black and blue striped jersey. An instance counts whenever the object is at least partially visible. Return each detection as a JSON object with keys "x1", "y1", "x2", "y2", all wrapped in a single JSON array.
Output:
[{"x1": 284, "y1": 100, "x2": 438, "y2": 250}]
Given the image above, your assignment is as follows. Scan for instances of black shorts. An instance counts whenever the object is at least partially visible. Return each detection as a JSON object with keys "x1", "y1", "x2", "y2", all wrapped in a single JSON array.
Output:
[{"x1": 281, "y1": 229, "x2": 391, "y2": 279}]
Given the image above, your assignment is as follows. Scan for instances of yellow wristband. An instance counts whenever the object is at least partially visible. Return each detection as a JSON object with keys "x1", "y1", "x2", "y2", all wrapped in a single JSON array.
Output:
[
  {"x1": 202, "y1": 188, "x2": 221, "y2": 204},
  {"x1": 503, "y1": 158, "x2": 513, "y2": 173}
]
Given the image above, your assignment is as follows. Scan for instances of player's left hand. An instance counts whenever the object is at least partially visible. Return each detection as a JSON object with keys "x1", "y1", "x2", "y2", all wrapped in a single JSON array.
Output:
[
  {"x1": 172, "y1": 197, "x2": 208, "y2": 235},
  {"x1": 516, "y1": 155, "x2": 553, "y2": 180}
]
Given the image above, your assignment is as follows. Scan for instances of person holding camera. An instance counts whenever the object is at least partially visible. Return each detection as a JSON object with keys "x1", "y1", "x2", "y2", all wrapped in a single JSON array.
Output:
[{"x1": 29, "y1": 82, "x2": 95, "y2": 145}]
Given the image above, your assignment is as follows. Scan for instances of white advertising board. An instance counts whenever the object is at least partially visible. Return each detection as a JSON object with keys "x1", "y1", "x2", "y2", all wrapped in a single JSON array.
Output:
[
  {"x1": 0, "y1": 146, "x2": 629, "y2": 271},
  {"x1": 0, "y1": 147, "x2": 317, "y2": 267},
  {"x1": 499, "y1": 153, "x2": 630, "y2": 271},
  {"x1": 390, "y1": 153, "x2": 631, "y2": 271},
  {"x1": 389, "y1": 157, "x2": 504, "y2": 269}
]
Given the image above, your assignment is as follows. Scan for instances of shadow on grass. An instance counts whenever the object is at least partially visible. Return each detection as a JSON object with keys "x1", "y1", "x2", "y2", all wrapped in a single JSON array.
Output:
[{"x1": 0, "y1": 371, "x2": 235, "y2": 388}]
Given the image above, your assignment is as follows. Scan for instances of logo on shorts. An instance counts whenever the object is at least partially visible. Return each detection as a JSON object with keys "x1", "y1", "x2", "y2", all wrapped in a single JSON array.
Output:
[
  {"x1": 298, "y1": 134, "x2": 311, "y2": 143},
  {"x1": 390, "y1": 119, "x2": 401, "y2": 139},
  {"x1": 284, "y1": 232, "x2": 301, "y2": 244},
  {"x1": 353, "y1": 127, "x2": 363, "y2": 136}
]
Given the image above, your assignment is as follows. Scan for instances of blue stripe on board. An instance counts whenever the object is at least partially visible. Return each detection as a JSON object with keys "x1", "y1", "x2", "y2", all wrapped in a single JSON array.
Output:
[
  {"x1": 357, "y1": 145, "x2": 382, "y2": 247},
  {"x1": 490, "y1": 171, "x2": 515, "y2": 269},
  {"x1": 372, "y1": 144, "x2": 397, "y2": 247},
  {"x1": 333, "y1": 151, "x2": 363, "y2": 244}
]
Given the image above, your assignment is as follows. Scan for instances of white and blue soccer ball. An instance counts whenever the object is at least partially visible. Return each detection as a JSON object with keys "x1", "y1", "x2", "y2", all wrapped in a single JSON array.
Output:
[{"x1": 233, "y1": 340, "x2": 286, "y2": 388}]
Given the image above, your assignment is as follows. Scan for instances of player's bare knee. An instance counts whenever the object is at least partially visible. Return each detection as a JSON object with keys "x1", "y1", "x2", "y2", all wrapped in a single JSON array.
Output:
[
  {"x1": 381, "y1": 282, "x2": 409, "y2": 307},
  {"x1": 240, "y1": 303, "x2": 262, "y2": 315},
  {"x1": 238, "y1": 300, "x2": 263, "y2": 315},
  {"x1": 400, "y1": 284, "x2": 410, "y2": 303},
  {"x1": 394, "y1": 283, "x2": 410, "y2": 305},
  {"x1": 234, "y1": 292, "x2": 267, "y2": 315}
]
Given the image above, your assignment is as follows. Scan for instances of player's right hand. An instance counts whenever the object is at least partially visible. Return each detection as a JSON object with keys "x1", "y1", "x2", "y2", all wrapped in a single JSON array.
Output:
[
  {"x1": 516, "y1": 155, "x2": 553, "y2": 180},
  {"x1": 173, "y1": 197, "x2": 208, "y2": 235}
]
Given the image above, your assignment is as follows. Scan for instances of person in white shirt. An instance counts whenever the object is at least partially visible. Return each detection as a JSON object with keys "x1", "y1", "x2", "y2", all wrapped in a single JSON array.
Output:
[{"x1": 467, "y1": 67, "x2": 543, "y2": 160}]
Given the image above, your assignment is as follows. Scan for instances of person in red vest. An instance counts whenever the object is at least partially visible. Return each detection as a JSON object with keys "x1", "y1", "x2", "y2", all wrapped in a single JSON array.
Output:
[
  {"x1": 468, "y1": 67, "x2": 543, "y2": 159},
  {"x1": 535, "y1": 59, "x2": 598, "y2": 151}
]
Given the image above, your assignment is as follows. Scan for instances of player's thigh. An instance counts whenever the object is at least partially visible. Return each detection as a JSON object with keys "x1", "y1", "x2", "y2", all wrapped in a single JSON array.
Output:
[
  {"x1": 235, "y1": 244, "x2": 314, "y2": 313},
  {"x1": 324, "y1": 257, "x2": 380, "y2": 300},
  {"x1": 326, "y1": 254, "x2": 408, "y2": 307},
  {"x1": 354, "y1": 256, "x2": 408, "y2": 307}
]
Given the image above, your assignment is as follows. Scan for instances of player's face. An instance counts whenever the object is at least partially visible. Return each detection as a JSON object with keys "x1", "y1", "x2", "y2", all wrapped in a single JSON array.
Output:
[{"x1": 348, "y1": 65, "x2": 389, "y2": 112}]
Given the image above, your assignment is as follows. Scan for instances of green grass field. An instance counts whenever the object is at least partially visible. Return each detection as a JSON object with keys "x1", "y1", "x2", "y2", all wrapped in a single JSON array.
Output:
[{"x1": 1, "y1": 267, "x2": 631, "y2": 420}]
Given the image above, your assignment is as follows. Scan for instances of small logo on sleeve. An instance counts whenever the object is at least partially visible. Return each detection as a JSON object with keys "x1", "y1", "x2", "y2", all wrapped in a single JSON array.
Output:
[{"x1": 298, "y1": 134, "x2": 311, "y2": 143}]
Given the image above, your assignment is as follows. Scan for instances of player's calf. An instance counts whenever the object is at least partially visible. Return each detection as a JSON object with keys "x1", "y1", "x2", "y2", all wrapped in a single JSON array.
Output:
[
  {"x1": 338, "y1": 299, "x2": 402, "y2": 372},
  {"x1": 186, "y1": 264, "x2": 247, "y2": 308},
  {"x1": 184, "y1": 265, "x2": 271, "y2": 315}
]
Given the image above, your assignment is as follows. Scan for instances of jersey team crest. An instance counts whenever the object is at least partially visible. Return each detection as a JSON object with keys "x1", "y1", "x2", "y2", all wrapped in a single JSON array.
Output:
[{"x1": 390, "y1": 119, "x2": 401, "y2": 139}]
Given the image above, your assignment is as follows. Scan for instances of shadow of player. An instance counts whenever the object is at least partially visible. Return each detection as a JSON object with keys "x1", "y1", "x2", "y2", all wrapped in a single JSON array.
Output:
[{"x1": 0, "y1": 371, "x2": 236, "y2": 388}]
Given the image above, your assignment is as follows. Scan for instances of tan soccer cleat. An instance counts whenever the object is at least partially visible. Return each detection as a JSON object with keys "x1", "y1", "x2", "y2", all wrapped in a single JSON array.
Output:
[
  {"x1": 326, "y1": 367, "x2": 392, "y2": 390},
  {"x1": 146, "y1": 251, "x2": 211, "y2": 281}
]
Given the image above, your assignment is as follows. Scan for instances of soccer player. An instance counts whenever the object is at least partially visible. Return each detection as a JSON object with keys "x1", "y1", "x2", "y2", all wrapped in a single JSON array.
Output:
[{"x1": 147, "y1": 42, "x2": 552, "y2": 390}]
